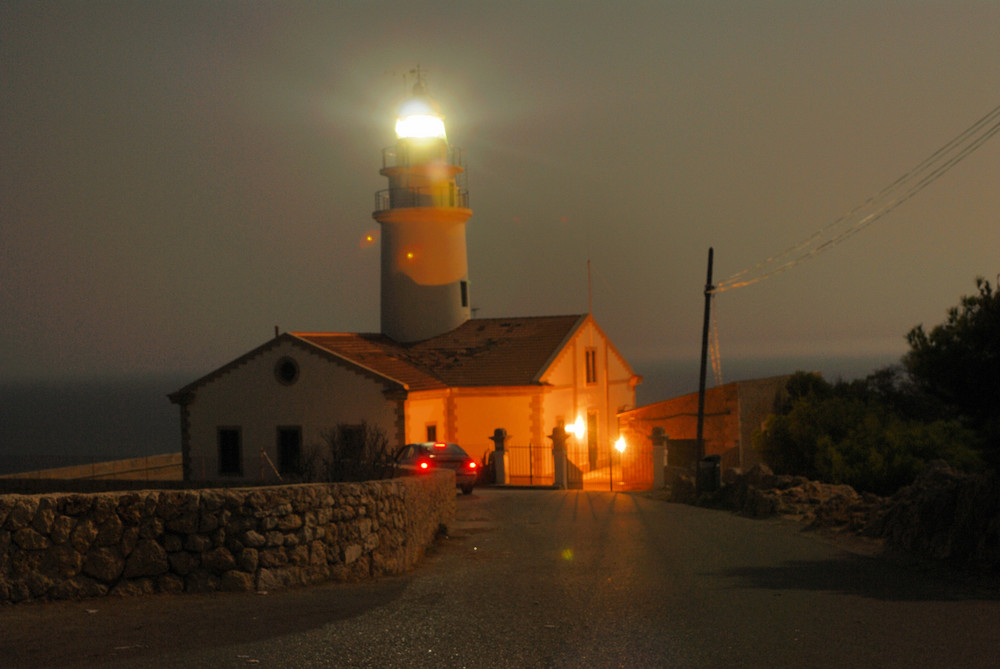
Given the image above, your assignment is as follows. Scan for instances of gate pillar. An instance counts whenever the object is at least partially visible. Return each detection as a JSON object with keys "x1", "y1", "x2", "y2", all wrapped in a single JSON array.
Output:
[
  {"x1": 651, "y1": 427, "x2": 668, "y2": 489},
  {"x1": 489, "y1": 428, "x2": 509, "y2": 485},
  {"x1": 549, "y1": 426, "x2": 568, "y2": 489}
]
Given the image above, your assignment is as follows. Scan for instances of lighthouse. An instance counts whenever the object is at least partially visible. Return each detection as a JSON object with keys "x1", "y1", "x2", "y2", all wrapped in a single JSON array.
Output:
[{"x1": 373, "y1": 76, "x2": 473, "y2": 342}]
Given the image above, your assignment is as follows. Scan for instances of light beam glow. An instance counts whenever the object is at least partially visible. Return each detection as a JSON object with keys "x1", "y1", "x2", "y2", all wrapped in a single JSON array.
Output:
[
  {"x1": 395, "y1": 114, "x2": 446, "y2": 140},
  {"x1": 565, "y1": 417, "x2": 586, "y2": 438}
]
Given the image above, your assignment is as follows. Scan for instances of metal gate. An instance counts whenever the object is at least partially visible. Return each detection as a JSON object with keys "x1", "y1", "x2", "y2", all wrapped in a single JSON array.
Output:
[
  {"x1": 504, "y1": 438, "x2": 653, "y2": 491},
  {"x1": 505, "y1": 443, "x2": 554, "y2": 486}
]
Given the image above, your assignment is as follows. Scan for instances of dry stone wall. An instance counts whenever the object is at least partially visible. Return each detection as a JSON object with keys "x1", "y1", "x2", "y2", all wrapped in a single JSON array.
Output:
[{"x1": 0, "y1": 473, "x2": 455, "y2": 604}]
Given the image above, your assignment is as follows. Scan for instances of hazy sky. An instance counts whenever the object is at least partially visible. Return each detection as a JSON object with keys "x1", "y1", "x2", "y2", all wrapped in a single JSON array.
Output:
[{"x1": 3, "y1": 1, "x2": 998, "y2": 389}]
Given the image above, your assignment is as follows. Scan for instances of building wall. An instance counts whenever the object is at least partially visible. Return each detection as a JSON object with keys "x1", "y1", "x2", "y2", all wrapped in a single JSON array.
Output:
[
  {"x1": 404, "y1": 394, "x2": 447, "y2": 445},
  {"x1": 451, "y1": 390, "x2": 536, "y2": 462},
  {"x1": 540, "y1": 319, "x2": 637, "y2": 472},
  {"x1": 617, "y1": 375, "x2": 789, "y2": 472},
  {"x1": 183, "y1": 340, "x2": 400, "y2": 482},
  {"x1": 734, "y1": 376, "x2": 790, "y2": 462}
]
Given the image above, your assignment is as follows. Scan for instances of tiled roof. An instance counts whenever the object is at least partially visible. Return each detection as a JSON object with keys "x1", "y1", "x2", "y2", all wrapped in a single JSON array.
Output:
[{"x1": 293, "y1": 315, "x2": 587, "y2": 391}]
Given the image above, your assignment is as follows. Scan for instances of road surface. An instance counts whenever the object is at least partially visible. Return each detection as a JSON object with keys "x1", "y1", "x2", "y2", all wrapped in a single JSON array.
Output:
[{"x1": 3, "y1": 488, "x2": 999, "y2": 668}]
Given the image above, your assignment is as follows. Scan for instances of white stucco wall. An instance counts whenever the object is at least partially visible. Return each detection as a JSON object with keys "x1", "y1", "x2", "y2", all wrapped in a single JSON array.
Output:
[
  {"x1": 183, "y1": 340, "x2": 400, "y2": 481},
  {"x1": 538, "y1": 319, "x2": 637, "y2": 472}
]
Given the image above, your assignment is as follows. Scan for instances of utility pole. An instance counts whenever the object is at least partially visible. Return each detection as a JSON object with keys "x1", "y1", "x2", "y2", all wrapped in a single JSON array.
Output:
[{"x1": 696, "y1": 247, "x2": 714, "y2": 463}]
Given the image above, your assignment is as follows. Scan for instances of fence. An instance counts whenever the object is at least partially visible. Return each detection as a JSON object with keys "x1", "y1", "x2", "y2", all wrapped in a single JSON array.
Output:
[
  {"x1": 503, "y1": 439, "x2": 653, "y2": 491},
  {"x1": 505, "y1": 443, "x2": 555, "y2": 486}
]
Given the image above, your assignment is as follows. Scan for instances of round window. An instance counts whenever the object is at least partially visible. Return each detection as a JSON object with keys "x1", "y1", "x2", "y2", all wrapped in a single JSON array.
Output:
[{"x1": 275, "y1": 357, "x2": 299, "y2": 385}]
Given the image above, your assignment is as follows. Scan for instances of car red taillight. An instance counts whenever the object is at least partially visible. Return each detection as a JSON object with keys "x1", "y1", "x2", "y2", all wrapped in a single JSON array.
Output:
[
  {"x1": 417, "y1": 459, "x2": 431, "y2": 471},
  {"x1": 465, "y1": 460, "x2": 477, "y2": 470}
]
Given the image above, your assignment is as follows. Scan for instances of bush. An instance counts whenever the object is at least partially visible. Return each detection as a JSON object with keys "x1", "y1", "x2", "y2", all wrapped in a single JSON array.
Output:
[
  {"x1": 756, "y1": 372, "x2": 982, "y2": 495},
  {"x1": 300, "y1": 422, "x2": 395, "y2": 482},
  {"x1": 905, "y1": 277, "x2": 1000, "y2": 460}
]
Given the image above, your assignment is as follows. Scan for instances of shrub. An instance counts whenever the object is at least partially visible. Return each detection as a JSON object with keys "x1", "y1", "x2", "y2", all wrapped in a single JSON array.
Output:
[
  {"x1": 755, "y1": 372, "x2": 982, "y2": 495},
  {"x1": 300, "y1": 422, "x2": 395, "y2": 482}
]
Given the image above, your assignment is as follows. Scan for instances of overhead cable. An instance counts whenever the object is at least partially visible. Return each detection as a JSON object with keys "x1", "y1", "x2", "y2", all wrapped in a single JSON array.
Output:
[{"x1": 713, "y1": 103, "x2": 1000, "y2": 293}]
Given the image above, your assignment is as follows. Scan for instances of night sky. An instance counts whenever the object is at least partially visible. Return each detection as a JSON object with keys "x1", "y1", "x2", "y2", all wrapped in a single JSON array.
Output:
[{"x1": 3, "y1": 2, "x2": 998, "y2": 393}]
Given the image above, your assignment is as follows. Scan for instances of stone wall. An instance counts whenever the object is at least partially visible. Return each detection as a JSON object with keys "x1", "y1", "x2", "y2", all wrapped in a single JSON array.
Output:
[
  {"x1": 0, "y1": 453, "x2": 183, "y2": 483},
  {"x1": 0, "y1": 473, "x2": 456, "y2": 604}
]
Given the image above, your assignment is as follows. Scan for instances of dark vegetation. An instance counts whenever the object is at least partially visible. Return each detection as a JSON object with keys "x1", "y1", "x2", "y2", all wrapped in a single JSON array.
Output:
[
  {"x1": 299, "y1": 422, "x2": 396, "y2": 483},
  {"x1": 756, "y1": 278, "x2": 999, "y2": 495}
]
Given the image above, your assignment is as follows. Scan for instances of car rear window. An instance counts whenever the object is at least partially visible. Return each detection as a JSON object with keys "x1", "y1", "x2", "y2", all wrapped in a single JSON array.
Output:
[{"x1": 422, "y1": 443, "x2": 468, "y2": 458}]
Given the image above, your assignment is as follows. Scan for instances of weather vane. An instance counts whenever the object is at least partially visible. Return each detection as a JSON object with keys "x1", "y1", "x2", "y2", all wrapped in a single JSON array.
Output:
[{"x1": 385, "y1": 64, "x2": 430, "y2": 93}]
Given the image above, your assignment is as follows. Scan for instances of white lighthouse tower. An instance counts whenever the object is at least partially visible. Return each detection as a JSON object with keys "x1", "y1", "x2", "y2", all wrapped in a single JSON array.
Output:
[{"x1": 373, "y1": 75, "x2": 473, "y2": 342}]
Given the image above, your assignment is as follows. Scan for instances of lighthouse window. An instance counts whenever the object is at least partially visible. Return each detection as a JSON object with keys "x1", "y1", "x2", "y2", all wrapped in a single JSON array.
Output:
[{"x1": 460, "y1": 281, "x2": 469, "y2": 307}]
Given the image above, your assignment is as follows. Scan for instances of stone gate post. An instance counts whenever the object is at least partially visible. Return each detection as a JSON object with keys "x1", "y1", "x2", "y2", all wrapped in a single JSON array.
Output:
[
  {"x1": 489, "y1": 428, "x2": 509, "y2": 485},
  {"x1": 651, "y1": 426, "x2": 668, "y2": 489},
  {"x1": 549, "y1": 426, "x2": 568, "y2": 489}
]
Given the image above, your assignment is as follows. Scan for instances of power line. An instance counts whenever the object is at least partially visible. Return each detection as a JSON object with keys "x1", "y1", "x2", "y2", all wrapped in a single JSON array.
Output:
[{"x1": 713, "y1": 103, "x2": 1000, "y2": 293}]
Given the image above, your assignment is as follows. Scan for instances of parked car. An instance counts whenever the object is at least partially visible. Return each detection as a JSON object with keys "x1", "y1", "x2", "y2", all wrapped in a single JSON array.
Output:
[{"x1": 394, "y1": 442, "x2": 478, "y2": 494}]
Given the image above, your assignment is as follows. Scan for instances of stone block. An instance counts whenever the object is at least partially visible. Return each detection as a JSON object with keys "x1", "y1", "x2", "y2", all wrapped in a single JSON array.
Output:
[
  {"x1": 221, "y1": 569, "x2": 254, "y2": 592},
  {"x1": 111, "y1": 578, "x2": 155, "y2": 598},
  {"x1": 6, "y1": 499, "x2": 38, "y2": 531},
  {"x1": 49, "y1": 575, "x2": 107, "y2": 600},
  {"x1": 31, "y1": 503, "x2": 56, "y2": 535},
  {"x1": 40, "y1": 543, "x2": 84, "y2": 579},
  {"x1": 139, "y1": 516, "x2": 165, "y2": 540},
  {"x1": 343, "y1": 543, "x2": 362, "y2": 565},
  {"x1": 158, "y1": 573, "x2": 185, "y2": 594},
  {"x1": 258, "y1": 548, "x2": 287, "y2": 568},
  {"x1": 83, "y1": 546, "x2": 125, "y2": 583},
  {"x1": 95, "y1": 515, "x2": 124, "y2": 547},
  {"x1": 184, "y1": 570, "x2": 220, "y2": 593},
  {"x1": 14, "y1": 528, "x2": 50, "y2": 551},
  {"x1": 166, "y1": 512, "x2": 200, "y2": 534},
  {"x1": 49, "y1": 515, "x2": 76, "y2": 545},
  {"x1": 62, "y1": 494, "x2": 94, "y2": 516},
  {"x1": 184, "y1": 534, "x2": 212, "y2": 553},
  {"x1": 162, "y1": 533, "x2": 183, "y2": 552},
  {"x1": 201, "y1": 547, "x2": 236, "y2": 574},
  {"x1": 238, "y1": 547, "x2": 258, "y2": 573},
  {"x1": 123, "y1": 540, "x2": 168, "y2": 578},
  {"x1": 168, "y1": 550, "x2": 199, "y2": 576},
  {"x1": 243, "y1": 530, "x2": 266, "y2": 548},
  {"x1": 70, "y1": 518, "x2": 99, "y2": 552}
]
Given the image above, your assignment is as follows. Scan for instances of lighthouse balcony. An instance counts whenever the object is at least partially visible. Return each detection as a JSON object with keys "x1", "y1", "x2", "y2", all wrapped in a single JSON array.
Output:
[
  {"x1": 375, "y1": 186, "x2": 470, "y2": 211},
  {"x1": 382, "y1": 145, "x2": 464, "y2": 170}
]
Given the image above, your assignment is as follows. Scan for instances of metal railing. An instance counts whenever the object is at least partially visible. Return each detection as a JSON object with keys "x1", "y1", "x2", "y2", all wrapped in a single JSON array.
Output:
[
  {"x1": 374, "y1": 186, "x2": 470, "y2": 212},
  {"x1": 505, "y1": 444, "x2": 555, "y2": 486}
]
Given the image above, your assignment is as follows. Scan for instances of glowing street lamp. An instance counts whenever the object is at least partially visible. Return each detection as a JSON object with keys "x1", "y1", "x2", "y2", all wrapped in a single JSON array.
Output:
[
  {"x1": 564, "y1": 416, "x2": 586, "y2": 439},
  {"x1": 610, "y1": 436, "x2": 626, "y2": 491}
]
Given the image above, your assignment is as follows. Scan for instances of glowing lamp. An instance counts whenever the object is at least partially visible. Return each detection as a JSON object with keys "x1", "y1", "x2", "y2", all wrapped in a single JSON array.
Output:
[
  {"x1": 614, "y1": 437, "x2": 626, "y2": 453},
  {"x1": 565, "y1": 417, "x2": 586, "y2": 438},
  {"x1": 395, "y1": 97, "x2": 446, "y2": 140},
  {"x1": 396, "y1": 114, "x2": 446, "y2": 140}
]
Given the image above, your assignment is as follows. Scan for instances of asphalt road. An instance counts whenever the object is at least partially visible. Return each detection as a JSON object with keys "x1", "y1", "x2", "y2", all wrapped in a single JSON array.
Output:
[{"x1": 3, "y1": 489, "x2": 999, "y2": 668}]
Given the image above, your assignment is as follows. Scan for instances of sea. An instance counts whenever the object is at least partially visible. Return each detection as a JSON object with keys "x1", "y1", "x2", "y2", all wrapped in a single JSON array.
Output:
[
  {"x1": 0, "y1": 354, "x2": 898, "y2": 476},
  {"x1": 0, "y1": 373, "x2": 192, "y2": 476}
]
